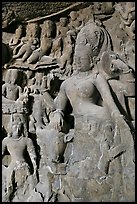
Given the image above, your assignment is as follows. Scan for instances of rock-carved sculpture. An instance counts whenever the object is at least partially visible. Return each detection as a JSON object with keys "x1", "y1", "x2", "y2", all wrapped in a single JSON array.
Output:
[
  {"x1": 28, "y1": 72, "x2": 55, "y2": 133},
  {"x1": 56, "y1": 17, "x2": 69, "y2": 38},
  {"x1": 50, "y1": 17, "x2": 69, "y2": 59},
  {"x1": 67, "y1": 10, "x2": 84, "y2": 40},
  {"x1": 2, "y1": 2, "x2": 135, "y2": 202},
  {"x1": 100, "y1": 51, "x2": 135, "y2": 130},
  {"x1": 9, "y1": 25, "x2": 23, "y2": 51},
  {"x1": 2, "y1": 115, "x2": 37, "y2": 202},
  {"x1": 2, "y1": 68, "x2": 30, "y2": 140},
  {"x1": 57, "y1": 32, "x2": 75, "y2": 78},
  {"x1": 115, "y1": 2, "x2": 135, "y2": 40},
  {"x1": 2, "y1": 69, "x2": 22, "y2": 101},
  {"x1": 27, "y1": 20, "x2": 55, "y2": 64},
  {"x1": 51, "y1": 22, "x2": 135, "y2": 201},
  {"x1": 12, "y1": 37, "x2": 39, "y2": 62},
  {"x1": 2, "y1": 69, "x2": 29, "y2": 115},
  {"x1": 12, "y1": 22, "x2": 40, "y2": 62}
]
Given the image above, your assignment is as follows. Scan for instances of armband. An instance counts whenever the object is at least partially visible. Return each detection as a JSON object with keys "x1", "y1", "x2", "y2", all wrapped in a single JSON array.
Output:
[
  {"x1": 122, "y1": 68, "x2": 132, "y2": 74},
  {"x1": 111, "y1": 110, "x2": 121, "y2": 118}
]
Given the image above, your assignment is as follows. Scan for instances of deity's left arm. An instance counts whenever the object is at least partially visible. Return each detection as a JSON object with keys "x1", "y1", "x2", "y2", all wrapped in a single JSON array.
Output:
[
  {"x1": 2, "y1": 84, "x2": 7, "y2": 97},
  {"x1": 2, "y1": 137, "x2": 8, "y2": 157},
  {"x1": 18, "y1": 86, "x2": 23, "y2": 98},
  {"x1": 27, "y1": 138, "x2": 37, "y2": 172},
  {"x1": 95, "y1": 73, "x2": 134, "y2": 152},
  {"x1": 95, "y1": 73, "x2": 123, "y2": 120}
]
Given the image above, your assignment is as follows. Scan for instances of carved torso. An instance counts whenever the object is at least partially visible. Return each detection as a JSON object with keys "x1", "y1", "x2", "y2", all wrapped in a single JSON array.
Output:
[{"x1": 62, "y1": 73, "x2": 110, "y2": 120}]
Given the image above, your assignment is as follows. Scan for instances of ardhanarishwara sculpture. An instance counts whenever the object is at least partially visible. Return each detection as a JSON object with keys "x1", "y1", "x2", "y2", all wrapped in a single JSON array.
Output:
[{"x1": 2, "y1": 2, "x2": 135, "y2": 202}]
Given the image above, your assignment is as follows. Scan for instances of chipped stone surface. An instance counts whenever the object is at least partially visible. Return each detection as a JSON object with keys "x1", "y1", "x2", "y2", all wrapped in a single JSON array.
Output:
[{"x1": 2, "y1": 2, "x2": 135, "y2": 202}]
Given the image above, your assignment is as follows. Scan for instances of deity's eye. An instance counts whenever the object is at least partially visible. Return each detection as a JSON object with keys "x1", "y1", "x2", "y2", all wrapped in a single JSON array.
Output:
[
  {"x1": 94, "y1": 31, "x2": 99, "y2": 36},
  {"x1": 110, "y1": 54, "x2": 117, "y2": 60}
]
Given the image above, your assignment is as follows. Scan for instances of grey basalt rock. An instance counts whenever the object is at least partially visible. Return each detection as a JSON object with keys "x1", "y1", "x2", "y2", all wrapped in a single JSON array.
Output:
[{"x1": 2, "y1": 2, "x2": 135, "y2": 202}]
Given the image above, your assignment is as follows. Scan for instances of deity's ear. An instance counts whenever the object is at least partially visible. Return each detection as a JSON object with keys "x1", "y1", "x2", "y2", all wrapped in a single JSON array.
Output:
[
  {"x1": 85, "y1": 43, "x2": 91, "y2": 49},
  {"x1": 11, "y1": 114, "x2": 14, "y2": 123},
  {"x1": 100, "y1": 51, "x2": 112, "y2": 76},
  {"x1": 90, "y1": 61, "x2": 94, "y2": 68},
  {"x1": 9, "y1": 114, "x2": 14, "y2": 133}
]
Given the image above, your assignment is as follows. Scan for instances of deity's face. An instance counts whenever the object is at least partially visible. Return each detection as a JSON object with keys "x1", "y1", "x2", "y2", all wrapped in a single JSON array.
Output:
[
  {"x1": 74, "y1": 52, "x2": 91, "y2": 72},
  {"x1": 16, "y1": 25, "x2": 23, "y2": 35},
  {"x1": 10, "y1": 69, "x2": 18, "y2": 84},
  {"x1": 5, "y1": 70, "x2": 11, "y2": 83},
  {"x1": 60, "y1": 17, "x2": 67, "y2": 26},
  {"x1": 69, "y1": 11, "x2": 78, "y2": 21},
  {"x1": 128, "y1": 11, "x2": 135, "y2": 21},
  {"x1": 12, "y1": 122, "x2": 23, "y2": 139}
]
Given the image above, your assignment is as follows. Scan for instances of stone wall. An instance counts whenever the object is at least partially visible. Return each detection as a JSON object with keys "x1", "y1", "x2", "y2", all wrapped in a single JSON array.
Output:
[{"x1": 2, "y1": 2, "x2": 135, "y2": 202}]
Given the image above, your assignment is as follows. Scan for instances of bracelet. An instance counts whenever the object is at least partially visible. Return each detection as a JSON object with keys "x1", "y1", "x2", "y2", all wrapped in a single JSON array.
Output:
[
  {"x1": 111, "y1": 110, "x2": 120, "y2": 118},
  {"x1": 127, "y1": 79, "x2": 135, "y2": 83},
  {"x1": 53, "y1": 109, "x2": 64, "y2": 117},
  {"x1": 111, "y1": 110, "x2": 124, "y2": 119}
]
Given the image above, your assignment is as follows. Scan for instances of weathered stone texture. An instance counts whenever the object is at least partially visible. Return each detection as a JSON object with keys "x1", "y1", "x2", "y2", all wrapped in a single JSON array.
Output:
[{"x1": 2, "y1": 2, "x2": 135, "y2": 202}]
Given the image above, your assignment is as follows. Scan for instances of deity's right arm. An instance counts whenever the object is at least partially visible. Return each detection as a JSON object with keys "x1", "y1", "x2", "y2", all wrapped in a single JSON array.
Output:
[
  {"x1": 51, "y1": 81, "x2": 68, "y2": 131},
  {"x1": 18, "y1": 86, "x2": 23, "y2": 98},
  {"x1": 2, "y1": 137, "x2": 8, "y2": 156},
  {"x1": 15, "y1": 40, "x2": 24, "y2": 48},
  {"x1": 56, "y1": 25, "x2": 61, "y2": 37},
  {"x1": 13, "y1": 40, "x2": 24, "y2": 54},
  {"x1": 2, "y1": 84, "x2": 6, "y2": 97},
  {"x1": 54, "y1": 81, "x2": 68, "y2": 112}
]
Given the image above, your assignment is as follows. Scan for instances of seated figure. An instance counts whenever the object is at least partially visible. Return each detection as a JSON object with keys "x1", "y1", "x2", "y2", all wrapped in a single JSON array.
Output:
[
  {"x1": 2, "y1": 69, "x2": 22, "y2": 101},
  {"x1": 27, "y1": 20, "x2": 55, "y2": 64},
  {"x1": 115, "y1": 2, "x2": 135, "y2": 39},
  {"x1": 9, "y1": 25, "x2": 23, "y2": 51},
  {"x1": 12, "y1": 22, "x2": 40, "y2": 62}
]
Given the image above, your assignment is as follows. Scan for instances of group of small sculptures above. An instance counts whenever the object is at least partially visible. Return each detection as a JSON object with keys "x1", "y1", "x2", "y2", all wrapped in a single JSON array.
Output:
[
  {"x1": 4, "y1": 2, "x2": 135, "y2": 72},
  {"x1": 2, "y1": 2, "x2": 135, "y2": 202},
  {"x1": 5, "y1": 10, "x2": 86, "y2": 79}
]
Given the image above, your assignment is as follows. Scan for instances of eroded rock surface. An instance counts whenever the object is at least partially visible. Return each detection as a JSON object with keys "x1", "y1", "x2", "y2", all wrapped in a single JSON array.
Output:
[{"x1": 2, "y1": 2, "x2": 135, "y2": 202}]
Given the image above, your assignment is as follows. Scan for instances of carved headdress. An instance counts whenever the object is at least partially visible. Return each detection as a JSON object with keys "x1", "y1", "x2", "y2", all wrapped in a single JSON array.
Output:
[{"x1": 75, "y1": 21, "x2": 113, "y2": 64}]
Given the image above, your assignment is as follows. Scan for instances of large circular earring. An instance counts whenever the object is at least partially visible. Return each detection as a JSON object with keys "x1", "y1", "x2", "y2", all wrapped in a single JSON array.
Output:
[{"x1": 90, "y1": 62, "x2": 94, "y2": 68}]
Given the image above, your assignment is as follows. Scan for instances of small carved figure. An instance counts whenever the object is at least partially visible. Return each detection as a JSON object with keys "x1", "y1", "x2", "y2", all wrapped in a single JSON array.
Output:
[
  {"x1": 9, "y1": 25, "x2": 23, "y2": 51},
  {"x1": 29, "y1": 73, "x2": 55, "y2": 133},
  {"x1": 2, "y1": 115, "x2": 37, "y2": 201},
  {"x1": 12, "y1": 37, "x2": 39, "y2": 62},
  {"x1": 56, "y1": 17, "x2": 69, "y2": 38},
  {"x1": 12, "y1": 22, "x2": 40, "y2": 62},
  {"x1": 67, "y1": 10, "x2": 84, "y2": 40},
  {"x1": 27, "y1": 20, "x2": 55, "y2": 64},
  {"x1": 115, "y1": 2, "x2": 135, "y2": 39},
  {"x1": 50, "y1": 17, "x2": 68, "y2": 59},
  {"x1": 2, "y1": 69, "x2": 22, "y2": 101},
  {"x1": 29, "y1": 88, "x2": 47, "y2": 132},
  {"x1": 25, "y1": 22, "x2": 40, "y2": 39},
  {"x1": 58, "y1": 33, "x2": 75, "y2": 78}
]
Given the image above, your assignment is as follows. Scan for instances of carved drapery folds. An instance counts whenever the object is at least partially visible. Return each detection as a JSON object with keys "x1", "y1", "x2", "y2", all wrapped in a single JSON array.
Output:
[{"x1": 2, "y1": 2, "x2": 135, "y2": 202}]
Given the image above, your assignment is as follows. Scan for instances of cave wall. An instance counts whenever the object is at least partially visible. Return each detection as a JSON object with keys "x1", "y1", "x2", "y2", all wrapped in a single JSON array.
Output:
[{"x1": 2, "y1": 2, "x2": 135, "y2": 202}]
